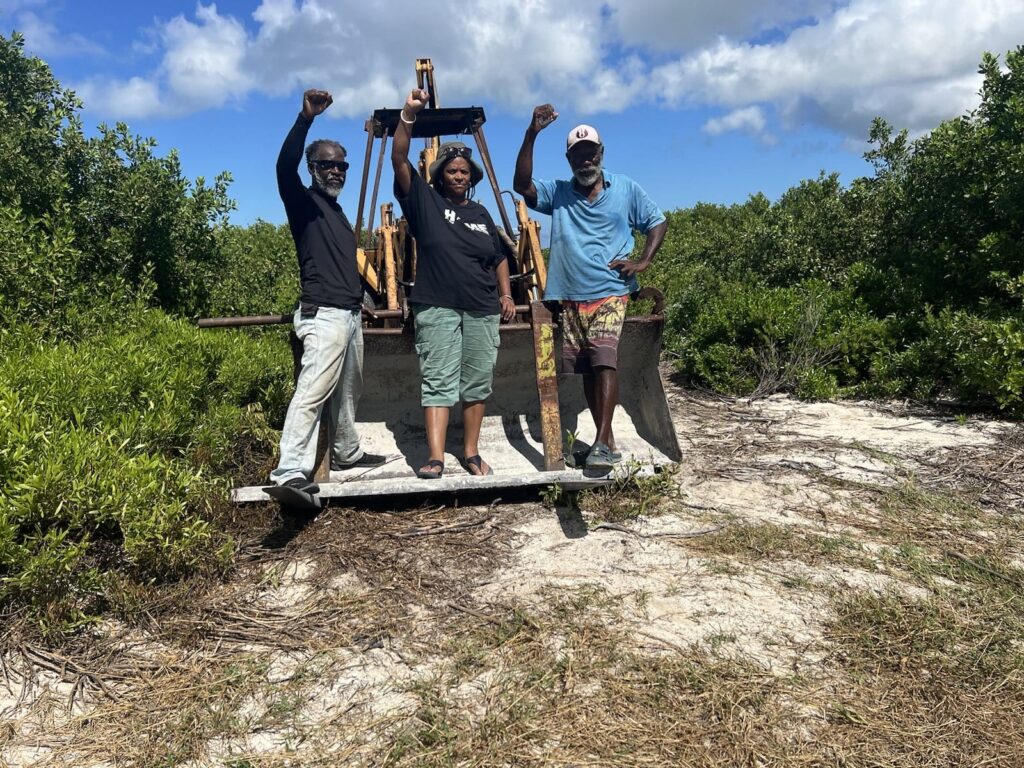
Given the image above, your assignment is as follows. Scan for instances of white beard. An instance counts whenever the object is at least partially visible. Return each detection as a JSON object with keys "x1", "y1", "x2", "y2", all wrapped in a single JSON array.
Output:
[
  {"x1": 573, "y1": 164, "x2": 602, "y2": 187},
  {"x1": 313, "y1": 169, "x2": 342, "y2": 199}
]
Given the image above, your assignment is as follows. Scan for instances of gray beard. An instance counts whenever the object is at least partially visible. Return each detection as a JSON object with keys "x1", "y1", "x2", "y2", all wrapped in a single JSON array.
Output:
[
  {"x1": 573, "y1": 164, "x2": 602, "y2": 187},
  {"x1": 313, "y1": 169, "x2": 342, "y2": 199}
]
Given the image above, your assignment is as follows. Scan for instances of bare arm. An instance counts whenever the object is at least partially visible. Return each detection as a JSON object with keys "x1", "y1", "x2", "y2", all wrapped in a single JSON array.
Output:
[
  {"x1": 495, "y1": 258, "x2": 515, "y2": 322},
  {"x1": 610, "y1": 220, "x2": 669, "y2": 278},
  {"x1": 513, "y1": 104, "x2": 558, "y2": 207},
  {"x1": 392, "y1": 89, "x2": 429, "y2": 197}
]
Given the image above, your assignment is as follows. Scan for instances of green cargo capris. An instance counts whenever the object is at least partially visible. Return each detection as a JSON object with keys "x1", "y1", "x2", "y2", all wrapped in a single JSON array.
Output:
[{"x1": 412, "y1": 304, "x2": 500, "y2": 407}]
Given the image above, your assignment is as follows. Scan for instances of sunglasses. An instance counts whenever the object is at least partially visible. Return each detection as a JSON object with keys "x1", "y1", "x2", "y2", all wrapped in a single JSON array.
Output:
[
  {"x1": 441, "y1": 146, "x2": 472, "y2": 160},
  {"x1": 311, "y1": 159, "x2": 350, "y2": 172}
]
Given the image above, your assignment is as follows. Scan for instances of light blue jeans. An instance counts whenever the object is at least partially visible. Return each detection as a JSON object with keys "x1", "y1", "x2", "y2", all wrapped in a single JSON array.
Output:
[{"x1": 270, "y1": 305, "x2": 364, "y2": 484}]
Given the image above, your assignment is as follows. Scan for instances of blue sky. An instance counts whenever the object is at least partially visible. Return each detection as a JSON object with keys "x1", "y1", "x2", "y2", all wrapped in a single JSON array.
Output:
[{"x1": 4, "y1": 0, "x2": 1023, "y2": 231}]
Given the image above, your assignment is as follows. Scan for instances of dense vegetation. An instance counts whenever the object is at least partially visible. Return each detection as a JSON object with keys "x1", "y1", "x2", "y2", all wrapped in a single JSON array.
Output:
[
  {"x1": 0, "y1": 33, "x2": 294, "y2": 634},
  {"x1": 647, "y1": 49, "x2": 1024, "y2": 408},
  {"x1": 1, "y1": 32, "x2": 1021, "y2": 632}
]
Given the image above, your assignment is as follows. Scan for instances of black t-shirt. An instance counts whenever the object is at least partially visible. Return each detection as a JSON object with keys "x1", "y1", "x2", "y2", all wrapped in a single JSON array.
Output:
[
  {"x1": 395, "y1": 162, "x2": 502, "y2": 314},
  {"x1": 276, "y1": 115, "x2": 362, "y2": 310}
]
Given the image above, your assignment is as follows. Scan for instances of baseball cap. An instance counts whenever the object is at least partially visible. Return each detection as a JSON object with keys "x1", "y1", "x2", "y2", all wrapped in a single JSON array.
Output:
[{"x1": 566, "y1": 124, "x2": 601, "y2": 150}]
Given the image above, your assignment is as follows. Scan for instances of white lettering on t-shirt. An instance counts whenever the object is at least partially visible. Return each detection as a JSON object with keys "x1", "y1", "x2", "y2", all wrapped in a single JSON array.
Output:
[
  {"x1": 444, "y1": 208, "x2": 457, "y2": 224},
  {"x1": 463, "y1": 222, "x2": 489, "y2": 234}
]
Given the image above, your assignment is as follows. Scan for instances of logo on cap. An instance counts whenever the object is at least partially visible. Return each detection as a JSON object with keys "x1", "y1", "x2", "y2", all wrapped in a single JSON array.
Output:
[{"x1": 567, "y1": 124, "x2": 601, "y2": 150}]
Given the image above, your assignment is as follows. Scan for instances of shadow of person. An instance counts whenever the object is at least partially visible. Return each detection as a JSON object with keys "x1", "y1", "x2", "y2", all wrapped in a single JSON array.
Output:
[
  {"x1": 554, "y1": 499, "x2": 588, "y2": 539},
  {"x1": 257, "y1": 503, "x2": 320, "y2": 549}
]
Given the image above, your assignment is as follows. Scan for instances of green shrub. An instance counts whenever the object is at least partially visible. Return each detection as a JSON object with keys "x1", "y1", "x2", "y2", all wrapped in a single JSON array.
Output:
[
  {"x1": 0, "y1": 306, "x2": 292, "y2": 630},
  {"x1": 664, "y1": 276, "x2": 888, "y2": 399},
  {"x1": 209, "y1": 221, "x2": 299, "y2": 317}
]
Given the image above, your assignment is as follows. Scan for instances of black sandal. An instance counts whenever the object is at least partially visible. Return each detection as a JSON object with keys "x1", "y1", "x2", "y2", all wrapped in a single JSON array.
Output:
[
  {"x1": 417, "y1": 459, "x2": 444, "y2": 479},
  {"x1": 464, "y1": 455, "x2": 494, "y2": 476}
]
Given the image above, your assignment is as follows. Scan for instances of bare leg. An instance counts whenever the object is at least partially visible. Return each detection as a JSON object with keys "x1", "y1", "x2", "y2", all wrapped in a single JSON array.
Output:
[
  {"x1": 461, "y1": 400, "x2": 489, "y2": 474},
  {"x1": 584, "y1": 366, "x2": 618, "y2": 450},
  {"x1": 422, "y1": 406, "x2": 449, "y2": 473}
]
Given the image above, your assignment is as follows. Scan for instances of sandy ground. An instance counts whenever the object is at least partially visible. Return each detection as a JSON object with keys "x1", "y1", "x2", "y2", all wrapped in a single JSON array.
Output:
[{"x1": 1, "y1": 379, "x2": 1019, "y2": 767}]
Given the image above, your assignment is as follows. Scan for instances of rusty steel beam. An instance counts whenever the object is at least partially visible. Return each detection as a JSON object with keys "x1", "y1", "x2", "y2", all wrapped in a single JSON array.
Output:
[
  {"x1": 197, "y1": 314, "x2": 292, "y2": 328},
  {"x1": 354, "y1": 119, "x2": 376, "y2": 245},
  {"x1": 529, "y1": 300, "x2": 564, "y2": 471},
  {"x1": 471, "y1": 126, "x2": 516, "y2": 239},
  {"x1": 366, "y1": 127, "x2": 389, "y2": 240}
]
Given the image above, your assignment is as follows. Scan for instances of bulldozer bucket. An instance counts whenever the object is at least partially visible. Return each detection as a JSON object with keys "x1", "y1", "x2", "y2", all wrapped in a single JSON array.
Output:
[{"x1": 230, "y1": 314, "x2": 680, "y2": 502}]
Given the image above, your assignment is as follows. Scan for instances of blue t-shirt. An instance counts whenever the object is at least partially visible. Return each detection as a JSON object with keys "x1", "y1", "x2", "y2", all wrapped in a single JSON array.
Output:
[{"x1": 530, "y1": 171, "x2": 666, "y2": 301}]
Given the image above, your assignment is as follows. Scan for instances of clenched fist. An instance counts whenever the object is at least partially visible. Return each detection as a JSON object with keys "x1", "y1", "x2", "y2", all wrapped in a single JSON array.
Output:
[
  {"x1": 302, "y1": 89, "x2": 333, "y2": 120},
  {"x1": 403, "y1": 88, "x2": 430, "y2": 118},
  {"x1": 529, "y1": 104, "x2": 558, "y2": 134}
]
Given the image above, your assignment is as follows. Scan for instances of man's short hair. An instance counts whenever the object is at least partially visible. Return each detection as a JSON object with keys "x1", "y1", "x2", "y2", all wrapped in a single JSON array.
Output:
[{"x1": 305, "y1": 139, "x2": 347, "y2": 164}]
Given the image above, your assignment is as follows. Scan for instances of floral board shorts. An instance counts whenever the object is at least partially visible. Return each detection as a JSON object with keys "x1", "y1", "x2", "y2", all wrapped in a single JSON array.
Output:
[{"x1": 559, "y1": 294, "x2": 629, "y2": 374}]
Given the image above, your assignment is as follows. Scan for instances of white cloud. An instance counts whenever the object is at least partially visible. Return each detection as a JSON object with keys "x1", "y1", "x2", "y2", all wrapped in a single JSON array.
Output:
[
  {"x1": 704, "y1": 105, "x2": 768, "y2": 137},
  {"x1": 75, "y1": 76, "x2": 165, "y2": 119},
  {"x1": 605, "y1": 0, "x2": 835, "y2": 51},
  {"x1": 161, "y1": 4, "x2": 252, "y2": 110},
  {"x1": 67, "y1": 0, "x2": 1024, "y2": 141},
  {"x1": 5, "y1": 9, "x2": 104, "y2": 57},
  {"x1": 649, "y1": 0, "x2": 1024, "y2": 135}
]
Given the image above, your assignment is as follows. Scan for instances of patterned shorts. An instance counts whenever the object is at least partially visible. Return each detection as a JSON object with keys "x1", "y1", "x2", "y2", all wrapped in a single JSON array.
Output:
[{"x1": 560, "y1": 294, "x2": 629, "y2": 374}]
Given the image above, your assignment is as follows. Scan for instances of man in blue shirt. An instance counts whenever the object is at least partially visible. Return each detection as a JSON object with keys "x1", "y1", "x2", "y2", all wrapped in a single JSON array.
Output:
[{"x1": 514, "y1": 104, "x2": 668, "y2": 470}]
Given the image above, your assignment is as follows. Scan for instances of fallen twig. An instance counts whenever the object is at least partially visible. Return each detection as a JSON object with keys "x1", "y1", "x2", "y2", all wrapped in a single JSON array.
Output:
[
  {"x1": 944, "y1": 550, "x2": 1024, "y2": 589},
  {"x1": 391, "y1": 515, "x2": 494, "y2": 539},
  {"x1": 591, "y1": 523, "x2": 727, "y2": 539},
  {"x1": 445, "y1": 601, "x2": 503, "y2": 625}
]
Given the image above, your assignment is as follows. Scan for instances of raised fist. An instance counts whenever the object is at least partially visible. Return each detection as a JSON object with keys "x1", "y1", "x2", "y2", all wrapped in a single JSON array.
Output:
[
  {"x1": 302, "y1": 89, "x2": 333, "y2": 120},
  {"x1": 530, "y1": 104, "x2": 558, "y2": 133},
  {"x1": 404, "y1": 88, "x2": 430, "y2": 116}
]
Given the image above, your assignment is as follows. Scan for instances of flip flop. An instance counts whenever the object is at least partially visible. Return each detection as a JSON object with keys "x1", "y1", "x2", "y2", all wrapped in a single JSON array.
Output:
[
  {"x1": 417, "y1": 459, "x2": 445, "y2": 479},
  {"x1": 464, "y1": 455, "x2": 494, "y2": 476}
]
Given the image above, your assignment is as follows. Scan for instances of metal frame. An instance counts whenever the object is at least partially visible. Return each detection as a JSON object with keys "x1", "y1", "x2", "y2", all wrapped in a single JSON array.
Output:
[{"x1": 196, "y1": 59, "x2": 680, "y2": 502}]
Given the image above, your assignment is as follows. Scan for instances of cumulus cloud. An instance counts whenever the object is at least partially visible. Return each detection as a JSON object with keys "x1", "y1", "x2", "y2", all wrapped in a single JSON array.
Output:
[
  {"x1": 62, "y1": 0, "x2": 1024, "y2": 140},
  {"x1": 4, "y1": 8, "x2": 104, "y2": 57},
  {"x1": 75, "y1": 76, "x2": 165, "y2": 119},
  {"x1": 605, "y1": 0, "x2": 836, "y2": 51},
  {"x1": 703, "y1": 105, "x2": 775, "y2": 144},
  {"x1": 649, "y1": 0, "x2": 1024, "y2": 135}
]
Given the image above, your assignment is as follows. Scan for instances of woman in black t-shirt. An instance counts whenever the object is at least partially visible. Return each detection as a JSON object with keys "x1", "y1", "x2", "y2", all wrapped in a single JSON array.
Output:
[{"x1": 392, "y1": 88, "x2": 516, "y2": 479}]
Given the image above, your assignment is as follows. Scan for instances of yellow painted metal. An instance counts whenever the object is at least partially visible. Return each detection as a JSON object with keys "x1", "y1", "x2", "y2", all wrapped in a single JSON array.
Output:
[
  {"x1": 357, "y1": 247, "x2": 380, "y2": 294},
  {"x1": 415, "y1": 57, "x2": 441, "y2": 181},
  {"x1": 380, "y1": 203, "x2": 399, "y2": 311},
  {"x1": 516, "y1": 199, "x2": 546, "y2": 297}
]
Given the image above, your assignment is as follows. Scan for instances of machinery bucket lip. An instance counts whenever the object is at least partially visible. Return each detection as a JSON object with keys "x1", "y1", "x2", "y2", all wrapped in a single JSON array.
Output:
[
  {"x1": 233, "y1": 464, "x2": 661, "y2": 503},
  {"x1": 230, "y1": 316, "x2": 680, "y2": 505}
]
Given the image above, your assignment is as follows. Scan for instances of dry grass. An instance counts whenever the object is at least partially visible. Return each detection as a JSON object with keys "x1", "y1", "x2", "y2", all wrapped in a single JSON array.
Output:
[
  {"x1": 4, "y1": 391, "x2": 1023, "y2": 767},
  {"x1": 824, "y1": 585, "x2": 1024, "y2": 766},
  {"x1": 382, "y1": 587, "x2": 818, "y2": 768}
]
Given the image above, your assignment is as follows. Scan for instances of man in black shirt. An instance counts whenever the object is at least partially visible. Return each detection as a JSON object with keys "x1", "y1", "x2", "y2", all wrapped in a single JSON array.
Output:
[{"x1": 268, "y1": 89, "x2": 385, "y2": 496}]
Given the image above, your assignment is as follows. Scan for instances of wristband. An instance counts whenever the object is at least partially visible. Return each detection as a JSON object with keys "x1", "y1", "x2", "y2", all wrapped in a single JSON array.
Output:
[
  {"x1": 500, "y1": 294, "x2": 513, "y2": 300},
  {"x1": 400, "y1": 109, "x2": 416, "y2": 124}
]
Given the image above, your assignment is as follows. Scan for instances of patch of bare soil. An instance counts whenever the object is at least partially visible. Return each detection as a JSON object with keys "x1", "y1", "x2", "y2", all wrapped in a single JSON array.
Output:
[{"x1": 3, "y1": 377, "x2": 1023, "y2": 767}]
